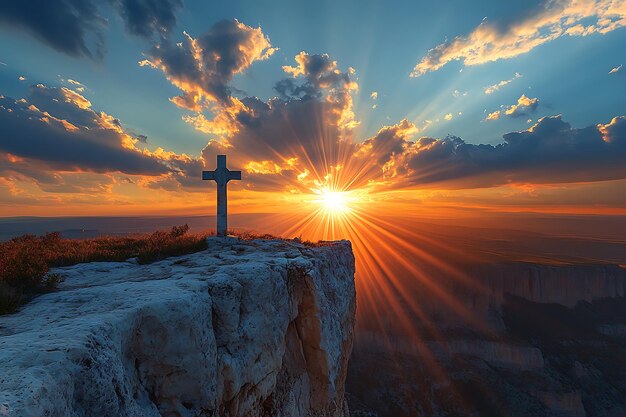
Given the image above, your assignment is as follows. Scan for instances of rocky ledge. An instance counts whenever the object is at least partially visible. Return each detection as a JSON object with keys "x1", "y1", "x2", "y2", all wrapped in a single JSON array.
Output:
[{"x1": 0, "y1": 237, "x2": 356, "y2": 417}]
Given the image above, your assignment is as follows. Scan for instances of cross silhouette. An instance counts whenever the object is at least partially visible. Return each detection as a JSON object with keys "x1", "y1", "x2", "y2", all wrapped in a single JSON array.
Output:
[{"x1": 202, "y1": 155, "x2": 242, "y2": 236}]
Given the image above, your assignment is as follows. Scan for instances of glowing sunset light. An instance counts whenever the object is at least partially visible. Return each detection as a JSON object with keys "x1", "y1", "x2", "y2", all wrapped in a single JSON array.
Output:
[{"x1": 315, "y1": 188, "x2": 352, "y2": 213}]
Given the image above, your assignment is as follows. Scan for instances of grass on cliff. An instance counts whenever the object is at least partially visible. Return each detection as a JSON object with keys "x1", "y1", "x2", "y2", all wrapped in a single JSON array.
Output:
[{"x1": 0, "y1": 224, "x2": 208, "y2": 314}]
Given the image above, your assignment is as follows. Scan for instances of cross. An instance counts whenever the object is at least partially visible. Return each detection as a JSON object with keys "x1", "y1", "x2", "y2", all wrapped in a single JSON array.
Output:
[{"x1": 202, "y1": 155, "x2": 242, "y2": 236}]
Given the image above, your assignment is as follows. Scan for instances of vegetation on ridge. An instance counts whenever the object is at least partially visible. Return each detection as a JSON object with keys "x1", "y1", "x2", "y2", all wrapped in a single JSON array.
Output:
[
  {"x1": 0, "y1": 224, "x2": 207, "y2": 314},
  {"x1": 0, "y1": 225, "x2": 334, "y2": 315}
]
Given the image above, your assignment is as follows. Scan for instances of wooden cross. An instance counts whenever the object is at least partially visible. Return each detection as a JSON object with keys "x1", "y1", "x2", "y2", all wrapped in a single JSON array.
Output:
[{"x1": 202, "y1": 155, "x2": 242, "y2": 236}]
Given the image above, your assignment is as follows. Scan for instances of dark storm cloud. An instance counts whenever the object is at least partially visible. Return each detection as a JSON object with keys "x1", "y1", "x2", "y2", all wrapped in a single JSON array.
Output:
[
  {"x1": 0, "y1": 85, "x2": 183, "y2": 176},
  {"x1": 386, "y1": 115, "x2": 626, "y2": 188},
  {"x1": 0, "y1": 0, "x2": 182, "y2": 59}
]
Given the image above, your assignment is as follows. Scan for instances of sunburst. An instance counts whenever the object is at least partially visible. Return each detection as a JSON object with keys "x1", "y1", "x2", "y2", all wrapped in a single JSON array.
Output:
[{"x1": 314, "y1": 187, "x2": 352, "y2": 214}]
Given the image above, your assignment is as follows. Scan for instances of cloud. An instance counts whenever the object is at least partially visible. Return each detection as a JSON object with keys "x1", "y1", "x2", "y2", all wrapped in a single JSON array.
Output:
[
  {"x1": 370, "y1": 91, "x2": 378, "y2": 100},
  {"x1": 484, "y1": 72, "x2": 522, "y2": 94},
  {"x1": 411, "y1": 0, "x2": 626, "y2": 77},
  {"x1": 0, "y1": 84, "x2": 198, "y2": 182},
  {"x1": 142, "y1": 24, "x2": 626, "y2": 195},
  {"x1": 383, "y1": 115, "x2": 626, "y2": 188},
  {"x1": 485, "y1": 110, "x2": 502, "y2": 121},
  {"x1": 114, "y1": 0, "x2": 182, "y2": 38},
  {"x1": 0, "y1": 0, "x2": 182, "y2": 59},
  {"x1": 278, "y1": 52, "x2": 357, "y2": 105},
  {"x1": 142, "y1": 45, "x2": 360, "y2": 192},
  {"x1": 65, "y1": 78, "x2": 86, "y2": 92},
  {"x1": 351, "y1": 119, "x2": 418, "y2": 182},
  {"x1": 140, "y1": 19, "x2": 276, "y2": 111},
  {"x1": 18, "y1": 76, "x2": 25, "y2": 81},
  {"x1": 444, "y1": 113, "x2": 453, "y2": 121},
  {"x1": 485, "y1": 94, "x2": 539, "y2": 121},
  {"x1": 504, "y1": 95, "x2": 540, "y2": 117},
  {"x1": 453, "y1": 89, "x2": 468, "y2": 97},
  {"x1": 609, "y1": 64, "x2": 623, "y2": 74},
  {"x1": 196, "y1": 52, "x2": 360, "y2": 192}
]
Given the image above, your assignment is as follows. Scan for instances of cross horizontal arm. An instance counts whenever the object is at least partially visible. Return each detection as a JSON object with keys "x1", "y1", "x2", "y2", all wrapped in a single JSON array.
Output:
[
  {"x1": 202, "y1": 171, "x2": 215, "y2": 181},
  {"x1": 228, "y1": 171, "x2": 242, "y2": 181}
]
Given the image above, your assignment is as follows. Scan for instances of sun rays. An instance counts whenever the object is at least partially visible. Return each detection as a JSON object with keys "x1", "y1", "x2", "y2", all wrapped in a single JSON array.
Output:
[{"x1": 229, "y1": 140, "x2": 520, "y2": 396}]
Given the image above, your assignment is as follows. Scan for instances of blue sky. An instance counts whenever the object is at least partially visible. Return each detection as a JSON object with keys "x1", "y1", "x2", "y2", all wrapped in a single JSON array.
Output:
[{"x1": 1, "y1": 0, "x2": 624, "y2": 157}]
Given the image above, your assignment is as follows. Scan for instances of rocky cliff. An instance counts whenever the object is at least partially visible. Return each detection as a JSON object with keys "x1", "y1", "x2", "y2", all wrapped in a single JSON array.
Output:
[{"x1": 0, "y1": 237, "x2": 356, "y2": 417}]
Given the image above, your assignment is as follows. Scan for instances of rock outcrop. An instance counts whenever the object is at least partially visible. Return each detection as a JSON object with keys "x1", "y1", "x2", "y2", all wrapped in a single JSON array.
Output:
[{"x1": 0, "y1": 237, "x2": 356, "y2": 417}]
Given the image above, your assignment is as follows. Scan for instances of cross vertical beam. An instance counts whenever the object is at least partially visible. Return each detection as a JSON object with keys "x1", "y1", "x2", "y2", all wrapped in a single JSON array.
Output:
[{"x1": 202, "y1": 155, "x2": 242, "y2": 236}]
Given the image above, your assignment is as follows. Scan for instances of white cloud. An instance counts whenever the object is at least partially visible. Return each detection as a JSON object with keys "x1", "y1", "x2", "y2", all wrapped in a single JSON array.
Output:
[
  {"x1": 411, "y1": 0, "x2": 626, "y2": 77},
  {"x1": 58, "y1": 78, "x2": 87, "y2": 92},
  {"x1": 484, "y1": 72, "x2": 522, "y2": 94}
]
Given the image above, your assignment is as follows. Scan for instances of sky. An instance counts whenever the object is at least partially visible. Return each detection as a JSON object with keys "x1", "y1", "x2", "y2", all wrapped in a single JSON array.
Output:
[{"x1": 0, "y1": 0, "x2": 625, "y2": 218}]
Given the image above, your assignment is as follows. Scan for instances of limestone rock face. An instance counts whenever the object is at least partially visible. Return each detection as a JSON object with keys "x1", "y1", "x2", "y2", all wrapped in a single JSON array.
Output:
[{"x1": 0, "y1": 238, "x2": 356, "y2": 417}]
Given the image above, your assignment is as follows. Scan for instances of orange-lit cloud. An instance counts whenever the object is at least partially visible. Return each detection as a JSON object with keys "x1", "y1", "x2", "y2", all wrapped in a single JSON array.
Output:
[
  {"x1": 384, "y1": 115, "x2": 626, "y2": 188},
  {"x1": 411, "y1": 0, "x2": 626, "y2": 77},
  {"x1": 142, "y1": 28, "x2": 626, "y2": 198},
  {"x1": 0, "y1": 84, "x2": 202, "y2": 190},
  {"x1": 197, "y1": 52, "x2": 361, "y2": 193},
  {"x1": 140, "y1": 19, "x2": 276, "y2": 111},
  {"x1": 485, "y1": 94, "x2": 539, "y2": 121}
]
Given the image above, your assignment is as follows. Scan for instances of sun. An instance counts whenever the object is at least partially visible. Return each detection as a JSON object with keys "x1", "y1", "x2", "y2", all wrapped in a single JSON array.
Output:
[
  {"x1": 315, "y1": 188, "x2": 351, "y2": 213},
  {"x1": 284, "y1": 183, "x2": 367, "y2": 241},
  {"x1": 319, "y1": 190, "x2": 349, "y2": 211}
]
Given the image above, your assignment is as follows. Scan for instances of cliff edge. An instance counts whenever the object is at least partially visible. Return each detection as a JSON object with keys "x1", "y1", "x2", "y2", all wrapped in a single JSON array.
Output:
[{"x1": 0, "y1": 237, "x2": 356, "y2": 417}]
